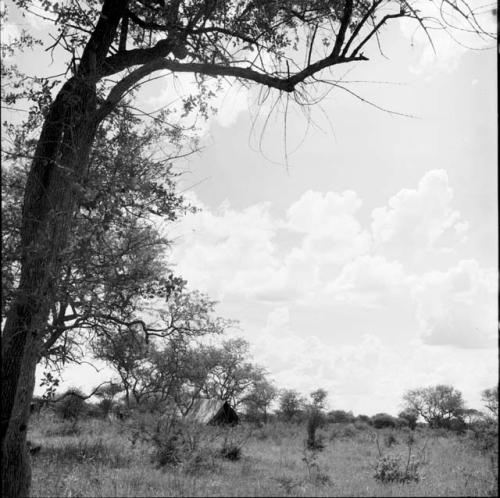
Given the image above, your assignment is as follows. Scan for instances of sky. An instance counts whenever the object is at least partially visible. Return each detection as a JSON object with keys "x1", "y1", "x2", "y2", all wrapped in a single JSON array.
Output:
[{"x1": 2, "y1": 1, "x2": 498, "y2": 416}]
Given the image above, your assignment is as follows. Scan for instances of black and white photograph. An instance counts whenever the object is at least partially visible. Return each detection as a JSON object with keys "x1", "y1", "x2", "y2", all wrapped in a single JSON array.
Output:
[{"x1": 1, "y1": 1, "x2": 497, "y2": 496}]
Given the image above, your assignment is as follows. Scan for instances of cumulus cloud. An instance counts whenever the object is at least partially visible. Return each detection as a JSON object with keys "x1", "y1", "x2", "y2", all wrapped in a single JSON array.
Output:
[
  {"x1": 324, "y1": 255, "x2": 412, "y2": 307},
  {"x1": 371, "y1": 169, "x2": 467, "y2": 260},
  {"x1": 215, "y1": 83, "x2": 250, "y2": 127},
  {"x1": 412, "y1": 259, "x2": 498, "y2": 348},
  {"x1": 245, "y1": 306, "x2": 497, "y2": 414},
  {"x1": 286, "y1": 190, "x2": 371, "y2": 267},
  {"x1": 168, "y1": 196, "x2": 279, "y2": 299},
  {"x1": 168, "y1": 170, "x2": 495, "y2": 353}
]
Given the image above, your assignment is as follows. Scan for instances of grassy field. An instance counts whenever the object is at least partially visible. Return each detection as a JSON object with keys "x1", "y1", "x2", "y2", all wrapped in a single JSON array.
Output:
[{"x1": 28, "y1": 411, "x2": 497, "y2": 497}]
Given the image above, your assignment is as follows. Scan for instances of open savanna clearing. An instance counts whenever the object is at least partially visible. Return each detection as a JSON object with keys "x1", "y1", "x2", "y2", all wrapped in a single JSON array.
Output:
[{"x1": 28, "y1": 412, "x2": 497, "y2": 497}]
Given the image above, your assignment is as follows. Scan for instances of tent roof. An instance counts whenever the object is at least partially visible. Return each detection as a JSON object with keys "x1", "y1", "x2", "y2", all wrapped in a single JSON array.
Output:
[{"x1": 184, "y1": 398, "x2": 236, "y2": 424}]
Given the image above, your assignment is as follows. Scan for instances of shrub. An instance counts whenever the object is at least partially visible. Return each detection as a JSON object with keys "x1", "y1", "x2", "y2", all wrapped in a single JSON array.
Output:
[
  {"x1": 85, "y1": 403, "x2": 102, "y2": 419},
  {"x1": 372, "y1": 413, "x2": 397, "y2": 429},
  {"x1": 354, "y1": 420, "x2": 371, "y2": 431},
  {"x1": 448, "y1": 417, "x2": 467, "y2": 434},
  {"x1": 97, "y1": 398, "x2": 114, "y2": 418},
  {"x1": 468, "y1": 419, "x2": 499, "y2": 453},
  {"x1": 54, "y1": 389, "x2": 88, "y2": 421},
  {"x1": 384, "y1": 432, "x2": 398, "y2": 447},
  {"x1": 149, "y1": 416, "x2": 190, "y2": 468},
  {"x1": 395, "y1": 417, "x2": 409, "y2": 429},
  {"x1": 330, "y1": 423, "x2": 357, "y2": 440},
  {"x1": 278, "y1": 389, "x2": 305, "y2": 422},
  {"x1": 219, "y1": 428, "x2": 251, "y2": 461},
  {"x1": 126, "y1": 410, "x2": 188, "y2": 467},
  {"x1": 374, "y1": 454, "x2": 420, "y2": 483},
  {"x1": 356, "y1": 414, "x2": 372, "y2": 425},
  {"x1": 152, "y1": 431, "x2": 183, "y2": 467},
  {"x1": 306, "y1": 409, "x2": 325, "y2": 450},
  {"x1": 220, "y1": 442, "x2": 241, "y2": 460},
  {"x1": 302, "y1": 447, "x2": 332, "y2": 486},
  {"x1": 327, "y1": 409, "x2": 355, "y2": 424},
  {"x1": 398, "y1": 409, "x2": 418, "y2": 430},
  {"x1": 183, "y1": 447, "x2": 218, "y2": 474},
  {"x1": 431, "y1": 427, "x2": 452, "y2": 438}
]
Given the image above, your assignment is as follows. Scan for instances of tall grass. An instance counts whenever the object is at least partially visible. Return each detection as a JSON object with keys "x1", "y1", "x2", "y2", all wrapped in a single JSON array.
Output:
[{"x1": 29, "y1": 413, "x2": 497, "y2": 497}]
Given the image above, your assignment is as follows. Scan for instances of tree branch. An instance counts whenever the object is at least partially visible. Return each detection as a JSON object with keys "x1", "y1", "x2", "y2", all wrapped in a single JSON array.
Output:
[
  {"x1": 350, "y1": 12, "x2": 408, "y2": 58},
  {"x1": 342, "y1": 0, "x2": 384, "y2": 57},
  {"x1": 331, "y1": 0, "x2": 353, "y2": 60}
]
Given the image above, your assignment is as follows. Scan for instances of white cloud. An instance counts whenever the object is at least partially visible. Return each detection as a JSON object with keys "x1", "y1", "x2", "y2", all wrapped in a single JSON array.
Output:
[
  {"x1": 215, "y1": 83, "x2": 249, "y2": 127},
  {"x1": 286, "y1": 190, "x2": 371, "y2": 267},
  {"x1": 324, "y1": 255, "x2": 412, "y2": 308},
  {"x1": 412, "y1": 259, "x2": 498, "y2": 348},
  {"x1": 371, "y1": 169, "x2": 467, "y2": 259},
  {"x1": 168, "y1": 171, "x2": 495, "y2": 353},
  {"x1": 245, "y1": 306, "x2": 497, "y2": 414},
  {"x1": 169, "y1": 195, "x2": 279, "y2": 299}
]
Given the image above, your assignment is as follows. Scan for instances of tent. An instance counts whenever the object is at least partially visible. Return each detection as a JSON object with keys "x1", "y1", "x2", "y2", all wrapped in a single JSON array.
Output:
[{"x1": 184, "y1": 398, "x2": 239, "y2": 426}]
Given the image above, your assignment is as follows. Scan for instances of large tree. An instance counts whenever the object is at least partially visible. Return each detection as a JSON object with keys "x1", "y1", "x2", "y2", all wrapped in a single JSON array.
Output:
[
  {"x1": 199, "y1": 337, "x2": 267, "y2": 406},
  {"x1": 1, "y1": 1, "x2": 492, "y2": 495},
  {"x1": 2, "y1": 107, "x2": 192, "y2": 367},
  {"x1": 241, "y1": 377, "x2": 278, "y2": 423},
  {"x1": 93, "y1": 288, "x2": 233, "y2": 409},
  {"x1": 278, "y1": 388, "x2": 305, "y2": 421},
  {"x1": 403, "y1": 384, "x2": 466, "y2": 428}
]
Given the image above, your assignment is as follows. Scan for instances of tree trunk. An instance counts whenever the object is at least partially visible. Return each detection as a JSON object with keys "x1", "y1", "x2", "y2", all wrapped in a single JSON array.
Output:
[
  {"x1": 1, "y1": 2, "x2": 127, "y2": 494},
  {"x1": 1, "y1": 76, "x2": 97, "y2": 498}
]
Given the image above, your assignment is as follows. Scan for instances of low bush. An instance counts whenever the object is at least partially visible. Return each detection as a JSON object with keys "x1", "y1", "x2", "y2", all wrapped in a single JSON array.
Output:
[
  {"x1": 398, "y1": 409, "x2": 418, "y2": 430},
  {"x1": 97, "y1": 398, "x2": 114, "y2": 418},
  {"x1": 326, "y1": 410, "x2": 355, "y2": 424},
  {"x1": 448, "y1": 417, "x2": 467, "y2": 434},
  {"x1": 302, "y1": 447, "x2": 332, "y2": 486},
  {"x1": 183, "y1": 447, "x2": 218, "y2": 474},
  {"x1": 330, "y1": 423, "x2": 357, "y2": 440},
  {"x1": 354, "y1": 420, "x2": 371, "y2": 431},
  {"x1": 53, "y1": 389, "x2": 88, "y2": 421},
  {"x1": 468, "y1": 419, "x2": 499, "y2": 453},
  {"x1": 219, "y1": 428, "x2": 251, "y2": 461},
  {"x1": 374, "y1": 454, "x2": 420, "y2": 483},
  {"x1": 151, "y1": 429, "x2": 184, "y2": 467},
  {"x1": 220, "y1": 442, "x2": 241, "y2": 460},
  {"x1": 395, "y1": 417, "x2": 409, "y2": 429},
  {"x1": 371, "y1": 413, "x2": 397, "y2": 429},
  {"x1": 356, "y1": 414, "x2": 373, "y2": 425},
  {"x1": 384, "y1": 432, "x2": 398, "y2": 448}
]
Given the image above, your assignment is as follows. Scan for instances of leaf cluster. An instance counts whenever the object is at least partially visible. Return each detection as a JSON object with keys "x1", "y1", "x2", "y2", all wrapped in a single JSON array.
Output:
[{"x1": 1, "y1": 104, "x2": 195, "y2": 367}]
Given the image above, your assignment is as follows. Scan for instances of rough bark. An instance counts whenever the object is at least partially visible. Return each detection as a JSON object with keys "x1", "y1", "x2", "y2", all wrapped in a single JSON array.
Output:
[{"x1": 1, "y1": 77, "x2": 97, "y2": 498}]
